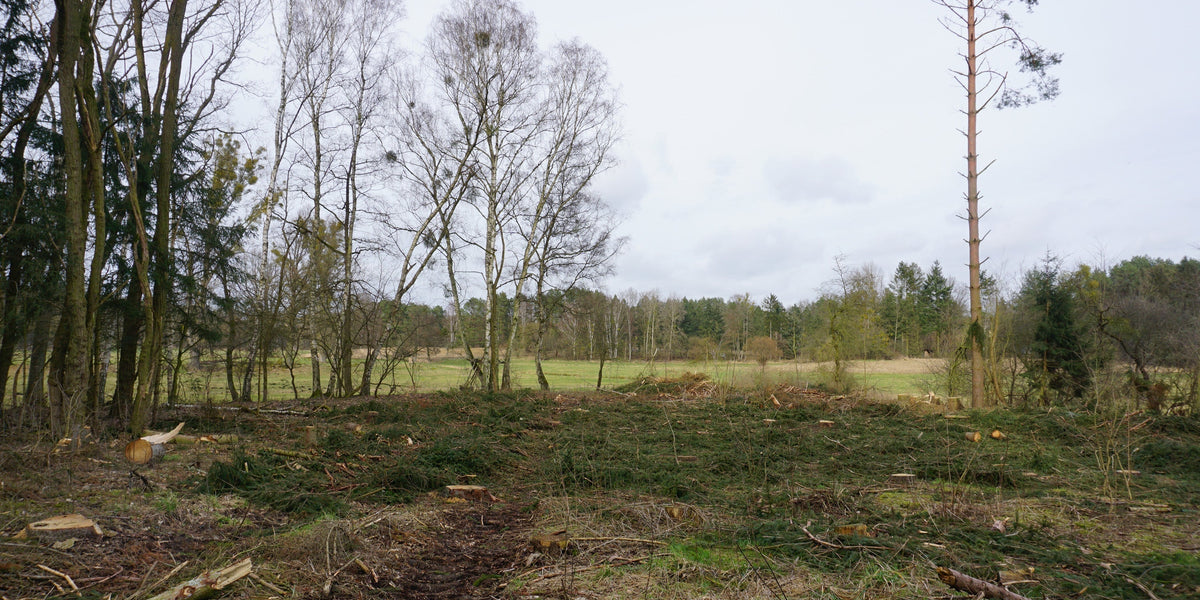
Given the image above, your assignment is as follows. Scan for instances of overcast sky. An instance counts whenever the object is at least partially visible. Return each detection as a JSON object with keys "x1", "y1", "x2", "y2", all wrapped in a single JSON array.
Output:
[{"x1": 390, "y1": 0, "x2": 1200, "y2": 306}]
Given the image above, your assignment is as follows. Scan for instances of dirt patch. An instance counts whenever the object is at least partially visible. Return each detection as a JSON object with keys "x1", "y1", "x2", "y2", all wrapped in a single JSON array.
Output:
[{"x1": 369, "y1": 500, "x2": 531, "y2": 598}]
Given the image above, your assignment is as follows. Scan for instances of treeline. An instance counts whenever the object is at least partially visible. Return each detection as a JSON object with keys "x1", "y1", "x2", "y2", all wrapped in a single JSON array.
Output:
[
  {"x1": 445, "y1": 259, "x2": 963, "y2": 366},
  {"x1": 436, "y1": 254, "x2": 1197, "y2": 409}
]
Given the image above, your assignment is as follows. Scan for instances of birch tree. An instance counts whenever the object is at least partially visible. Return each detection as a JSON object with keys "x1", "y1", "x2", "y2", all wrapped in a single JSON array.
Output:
[
  {"x1": 508, "y1": 40, "x2": 620, "y2": 389},
  {"x1": 427, "y1": 0, "x2": 541, "y2": 391}
]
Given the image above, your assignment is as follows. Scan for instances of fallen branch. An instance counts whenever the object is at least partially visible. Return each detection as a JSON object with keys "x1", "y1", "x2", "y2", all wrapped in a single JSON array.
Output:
[
  {"x1": 936, "y1": 566, "x2": 1031, "y2": 600},
  {"x1": 266, "y1": 447, "x2": 311, "y2": 459},
  {"x1": 800, "y1": 524, "x2": 887, "y2": 551},
  {"x1": 248, "y1": 572, "x2": 287, "y2": 596},
  {"x1": 1125, "y1": 576, "x2": 1163, "y2": 600},
  {"x1": 570, "y1": 536, "x2": 667, "y2": 546},
  {"x1": 147, "y1": 558, "x2": 252, "y2": 600},
  {"x1": 37, "y1": 564, "x2": 79, "y2": 595}
]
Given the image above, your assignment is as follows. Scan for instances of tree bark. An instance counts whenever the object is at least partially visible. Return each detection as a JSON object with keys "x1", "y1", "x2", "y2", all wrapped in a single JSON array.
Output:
[
  {"x1": 48, "y1": 0, "x2": 94, "y2": 439},
  {"x1": 936, "y1": 567, "x2": 1031, "y2": 600},
  {"x1": 965, "y1": 0, "x2": 988, "y2": 408}
]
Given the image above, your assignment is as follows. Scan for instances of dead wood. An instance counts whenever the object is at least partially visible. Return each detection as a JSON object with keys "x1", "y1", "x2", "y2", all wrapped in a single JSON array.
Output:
[
  {"x1": 936, "y1": 566, "x2": 1032, "y2": 600},
  {"x1": 141, "y1": 422, "x2": 186, "y2": 445},
  {"x1": 126, "y1": 422, "x2": 185, "y2": 464},
  {"x1": 36, "y1": 564, "x2": 79, "y2": 593},
  {"x1": 266, "y1": 447, "x2": 310, "y2": 459},
  {"x1": 800, "y1": 523, "x2": 887, "y2": 551},
  {"x1": 571, "y1": 536, "x2": 667, "y2": 546},
  {"x1": 147, "y1": 558, "x2": 252, "y2": 600},
  {"x1": 124, "y1": 439, "x2": 165, "y2": 464}
]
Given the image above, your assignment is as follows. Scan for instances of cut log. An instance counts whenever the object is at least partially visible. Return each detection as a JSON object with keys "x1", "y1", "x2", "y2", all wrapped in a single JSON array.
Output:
[
  {"x1": 147, "y1": 557, "x2": 252, "y2": 600},
  {"x1": 990, "y1": 429, "x2": 1007, "y2": 441},
  {"x1": 889, "y1": 473, "x2": 917, "y2": 486},
  {"x1": 125, "y1": 439, "x2": 166, "y2": 465},
  {"x1": 126, "y1": 422, "x2": 185, "y2": 464},
  {"x1": 818, "y1": 420, "x2": 835, "y2": 428},
  {"x1": 24, "y1": 514, "x2": 102, "y2": 541},
  {"x1": 936, "y1": 566, "x2": 1031, "y2": 600},
  {"x1": 965, "y1": 431, "x2": 982, "y2": 443}
]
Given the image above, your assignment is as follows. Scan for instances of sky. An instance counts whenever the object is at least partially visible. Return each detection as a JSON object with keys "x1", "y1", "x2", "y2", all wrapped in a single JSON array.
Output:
[{"x1": 386, "y1": 0, "x2": 1200, "y2": 306}]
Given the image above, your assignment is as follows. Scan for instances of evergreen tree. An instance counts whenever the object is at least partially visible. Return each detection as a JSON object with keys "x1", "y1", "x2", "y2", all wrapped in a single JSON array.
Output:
[{"x1": 1020, "y1": 257, "x2": 1090, "y2": 403}]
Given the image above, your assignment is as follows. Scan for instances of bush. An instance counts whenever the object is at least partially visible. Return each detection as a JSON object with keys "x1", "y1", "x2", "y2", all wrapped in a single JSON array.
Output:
[{"x1": 745, "y1": 336, "x2": 781, "y2": 367}]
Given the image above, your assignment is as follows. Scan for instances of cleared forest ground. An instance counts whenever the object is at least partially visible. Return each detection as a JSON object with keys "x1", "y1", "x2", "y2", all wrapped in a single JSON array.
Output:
[{"x1": 2, "y1": 381, "x2": 1198, "y2": 599}]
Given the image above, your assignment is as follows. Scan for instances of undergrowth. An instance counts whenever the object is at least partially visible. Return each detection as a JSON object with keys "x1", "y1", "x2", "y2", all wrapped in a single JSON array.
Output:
[{"x1": 186, "y1": 388, "x2": 1200, "y2": 599}]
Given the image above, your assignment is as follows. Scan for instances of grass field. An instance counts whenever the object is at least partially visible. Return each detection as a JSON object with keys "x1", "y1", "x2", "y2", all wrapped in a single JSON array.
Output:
[{"x1": 168, "y1": 355, "x2": 937, "y2": 402}]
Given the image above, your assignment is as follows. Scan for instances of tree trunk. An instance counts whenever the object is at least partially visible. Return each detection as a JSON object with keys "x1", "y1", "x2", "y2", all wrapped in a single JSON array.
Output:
[
  {"x1": 49, "y1": 0, "x2": 93, "y2": 439},
  {"x1": 0, "y1": 250, "x2": 24, "y2": 404},
  {"x1": 965, "y1": 0, "x2": 988, "y2": 408},
  {"x1": 110, "y1": 284, "x2": 141, "y2": 420},
  {"x1": 23, "y1": 310, "x2": 51, "y2": 411},
  {"x1": 358, "y1": 346, "x2": 377, "y2": 396},
  {"x1": 131, "y1": 0, "x2": 189, "y2": 436}
]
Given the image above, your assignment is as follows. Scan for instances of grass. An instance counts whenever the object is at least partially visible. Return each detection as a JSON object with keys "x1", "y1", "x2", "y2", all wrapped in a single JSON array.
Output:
[
  {"x1": 172, "y1": 386, "x2": 1200, "y2": 599},
  {"x1": 157, "y1": 354, "x2": 936, "y2": 403}
]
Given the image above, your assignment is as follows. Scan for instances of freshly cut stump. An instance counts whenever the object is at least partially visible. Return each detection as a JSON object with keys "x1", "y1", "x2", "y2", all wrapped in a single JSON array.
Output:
[
  {"x1": 529, "y1": 531, "x2": 571, "y2": 554},
  {"x1": 24, "y1": 514, "x2": 102, "y2": 541},
  {"x1": 444, "y1": 485, "x2": 490, "y2": 501}
]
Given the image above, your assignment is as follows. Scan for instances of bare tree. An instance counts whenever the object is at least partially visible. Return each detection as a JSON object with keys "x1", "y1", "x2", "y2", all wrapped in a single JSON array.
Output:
[
  {"x1": 330, "y1": 0, "x2": 397, "y2": 396},
  {"x1": 426, "y1": 0, "x2": 542, "y2": 391},
  {"x1": 936, "y1": 0, "x2": 1060, "y2": 407},
  {"x1": 507, "y1": 39, "x2": 621, "y2": 389}
]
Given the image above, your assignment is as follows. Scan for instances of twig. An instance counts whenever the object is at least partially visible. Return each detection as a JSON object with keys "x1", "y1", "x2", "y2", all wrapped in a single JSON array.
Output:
[
  {"x1": 1125, "y1": 576, "x2": 1163, "y2": 600},
  {"x1": 570, "y1": 536, "x2": 667, "y2": 546},
  {"x1": 37, "y1": 564, "x2": 79, "y2": 595},
  {"x1": 354, "y1": 558, "x2": 377, "y2": 584},
  {"x1": 323, "y1": 557, "x2": 358, "y2": 597},
  {"x1": 799, "y1": 524, "x2": 887, "y2": 551},
  {"x1": 249, "y1": 572, "x2": 287, "y2": 596},
  {"x1": 127, "y1": 560, "x2": 186, "y2": 600},
  {"x1": 78, "y1": 567, "x2": 124, "y2": 590},
  {"x1": 823, "y1": 436, "x2": 851, "y2": 452}
]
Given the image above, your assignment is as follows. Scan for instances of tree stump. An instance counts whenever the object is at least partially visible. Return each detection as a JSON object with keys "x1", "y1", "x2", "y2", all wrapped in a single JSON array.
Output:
[
  {"x1": 444, "y1": 485, "x2": 489, "y2": 501},
  {"x1": 529, "y1": 531, "x2": 571, "y2": 554},
  {"x1": 23, "y1": 514, "x2": 102, "y2": 541}
]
